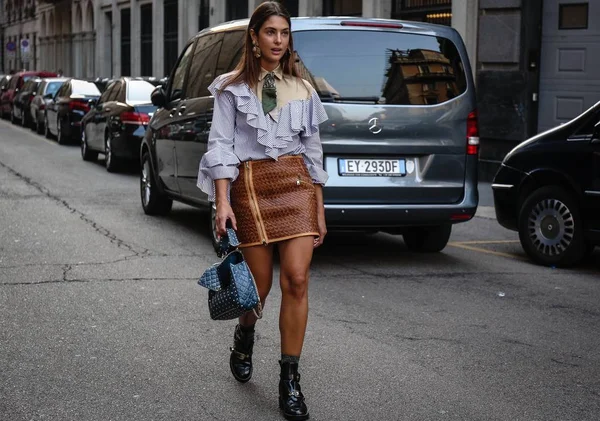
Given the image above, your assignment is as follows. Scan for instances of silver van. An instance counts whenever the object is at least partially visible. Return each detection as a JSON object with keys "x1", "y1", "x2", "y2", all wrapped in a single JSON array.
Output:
[{"x1": 141, "y1": 17, "x2": 479, "y2": 252}]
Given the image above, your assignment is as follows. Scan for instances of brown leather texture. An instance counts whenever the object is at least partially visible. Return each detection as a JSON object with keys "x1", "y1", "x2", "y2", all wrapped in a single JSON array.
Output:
[{"x1": 230, "y1": 155, "x2": 319, "y2": 247}]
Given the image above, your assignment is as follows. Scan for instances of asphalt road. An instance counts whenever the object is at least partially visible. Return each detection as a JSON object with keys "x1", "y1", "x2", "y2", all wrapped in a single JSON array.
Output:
[{"x1": 1, "y1": 120, "x2": 599, "y2": 421}]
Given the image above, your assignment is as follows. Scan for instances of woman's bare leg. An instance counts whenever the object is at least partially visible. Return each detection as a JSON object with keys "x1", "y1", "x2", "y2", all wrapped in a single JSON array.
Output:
[
  {"x1": 277, "y1": 236, "x2": 314, "y2": 356},
  {"x1": 239, "y1": 243, "x2": 274, "y2": 326}
]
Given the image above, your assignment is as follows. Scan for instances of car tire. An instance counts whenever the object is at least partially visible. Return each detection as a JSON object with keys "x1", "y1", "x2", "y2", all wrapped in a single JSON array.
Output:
[
  {"x1": 105, "y1": 132, "x2": 121, "y2": 172},
  {"x1": 403, "y1": 224, "x2": 452, "y2": 252},
  {"x1": 44, "y1": 114, "x2": 54, "y2": 139},
  {"x1": 81, "y1": 127, "x2": 98, "y2": 162},
  {"x1": 10, "y1": 107, "x2": 17, "y2": 125},
  {"x1": 518, "y1": 186, "x2": 585, "y2": 267},
  {"x1": 36, "y1": 118, "x2": 43, "y2": 134},
  {"x1": 57, "y1": 117, "x2": 68, "y2": 145},
  {"x1": 140, "y1": 152, "x2": 172, "y2": 216},
  {"x1": 21, "y1": 110, "x2": 26, "y2": 127}
]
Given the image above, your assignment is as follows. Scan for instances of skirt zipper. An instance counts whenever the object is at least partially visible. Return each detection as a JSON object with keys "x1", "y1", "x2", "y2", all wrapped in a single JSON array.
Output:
[{"x1": 245, "y1": 162, "x2": 268, "y2": 245}]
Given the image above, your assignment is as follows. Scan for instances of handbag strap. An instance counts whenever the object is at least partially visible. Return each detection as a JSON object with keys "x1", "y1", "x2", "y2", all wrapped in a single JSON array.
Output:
[{"x1": 217, "y1": 227, "x2": 241, "y2": 258}]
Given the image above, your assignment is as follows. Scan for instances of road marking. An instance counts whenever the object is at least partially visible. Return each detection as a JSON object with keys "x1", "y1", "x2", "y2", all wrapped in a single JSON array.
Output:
[
  {"x1": 0, "y1": 119, "x2": 58, "y2": 147},
  {"x1": 448, "y1": 241, "x2": 527, "y2": 261}
]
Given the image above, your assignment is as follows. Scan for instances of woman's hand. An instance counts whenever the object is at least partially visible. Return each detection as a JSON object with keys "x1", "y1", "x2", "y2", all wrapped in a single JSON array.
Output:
[
  {"x1": 215, "y1": 201, "x2": 237, "y2": 238},
  {"x1": 314, "y1": 209, "x2": 327, "y2": 248}
]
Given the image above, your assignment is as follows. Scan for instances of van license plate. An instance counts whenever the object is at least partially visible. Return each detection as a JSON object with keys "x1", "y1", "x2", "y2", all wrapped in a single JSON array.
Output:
[{"x1": 338, "y1": 159, "x2": 406, "y2": 176}]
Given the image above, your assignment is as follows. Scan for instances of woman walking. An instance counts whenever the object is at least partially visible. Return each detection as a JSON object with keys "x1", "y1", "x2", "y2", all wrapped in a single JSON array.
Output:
[{"x1": 196, "y1": 2, "x2": 328, "y2": 420}]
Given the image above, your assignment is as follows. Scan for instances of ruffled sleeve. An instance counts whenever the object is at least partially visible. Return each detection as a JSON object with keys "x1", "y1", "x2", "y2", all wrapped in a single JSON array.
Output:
[
  {"x1": 196, "y1": 74, "x2": 241, "y2": 201},
  {"x1": 301, "y1": 89, "x2": 329, "y2": 185}
]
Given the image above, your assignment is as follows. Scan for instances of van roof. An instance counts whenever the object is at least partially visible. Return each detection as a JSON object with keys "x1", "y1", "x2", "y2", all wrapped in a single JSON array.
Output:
[{"x1": 197, "y1": 16, "x2": 459, "y2": 41}]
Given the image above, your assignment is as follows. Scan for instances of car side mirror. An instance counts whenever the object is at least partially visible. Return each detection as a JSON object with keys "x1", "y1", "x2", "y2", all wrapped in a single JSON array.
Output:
[
  {"x1": 88, "y1": 98, "x2": 98, "y2": 107},
  {"x1": 151, "y1": 87, "x2": 167, "y2": 108}
]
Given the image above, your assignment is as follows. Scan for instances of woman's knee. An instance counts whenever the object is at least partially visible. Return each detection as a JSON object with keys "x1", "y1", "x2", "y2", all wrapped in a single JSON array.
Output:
[{"x1": 281, "y1": 271, "x2": 309, "y2": 301}]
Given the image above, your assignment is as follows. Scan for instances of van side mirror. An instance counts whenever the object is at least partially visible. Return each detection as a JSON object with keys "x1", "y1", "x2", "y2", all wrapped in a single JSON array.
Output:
[{"x1": 151, "y1": 87, "x2": 167, "y2": 108}]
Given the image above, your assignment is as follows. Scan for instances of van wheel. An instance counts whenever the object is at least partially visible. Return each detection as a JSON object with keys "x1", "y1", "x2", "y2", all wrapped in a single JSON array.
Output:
[
  {"x1": 518, "y1": 186, "x2": 585, "y2": 267},
  {"x1": 140, "y1": 152, "x2": 172, "y2": 216},
  {"x1": 403, "y1": 224, "x2": 452, "y2": 252}
]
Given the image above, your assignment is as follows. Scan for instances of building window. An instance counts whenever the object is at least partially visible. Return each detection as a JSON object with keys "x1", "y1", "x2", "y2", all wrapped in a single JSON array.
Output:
[
  {"x1": 121, "y1": 8, "x2": 131, "y2": 76},
  {"x1": 140, "y1": 4, "x2": 153, "y2": 76},
  {"x1": 164, "y1": 0, "x2": 179, "y2": 76},
  {"x1": 198, "y1": 0, "x2": 210, "y2": 31},
  {"x1": 559, "y1": 3, "x2": 588, "y2": 30},
  {"x1": 323, "y1": 0, "x2": 362, "y2": 16},
  {"x1": 392, "y1": 0, "x2": 452, "y2": 27},
  {"x1": 276, "y1": 0, "x2": 299, "y2": 16},
  {"x1": 226, "y1": 0, "x2": 247, "y2": 21}
]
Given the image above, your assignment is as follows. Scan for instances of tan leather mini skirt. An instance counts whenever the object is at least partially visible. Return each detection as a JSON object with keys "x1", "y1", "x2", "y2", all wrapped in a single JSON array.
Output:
[{"x1": 230, "y1": 155, "x2": 319, "y2": 248}]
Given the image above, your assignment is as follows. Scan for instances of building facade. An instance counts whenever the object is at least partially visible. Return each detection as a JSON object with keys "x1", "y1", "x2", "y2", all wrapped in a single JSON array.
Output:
[{"x1": 1, "y1": 1, "x2": 598, "y2": 177}]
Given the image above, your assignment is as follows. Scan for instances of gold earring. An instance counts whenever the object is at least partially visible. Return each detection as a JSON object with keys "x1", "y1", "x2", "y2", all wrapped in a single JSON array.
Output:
[{"x1": 252, "y1": 41, "x2": 261, "y2": 59}]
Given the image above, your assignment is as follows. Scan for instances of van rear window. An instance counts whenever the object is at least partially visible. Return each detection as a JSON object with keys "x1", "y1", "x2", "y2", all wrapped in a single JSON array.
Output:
[{"x1": 293, "y1": 30, "x2": 467, "y2": 105}]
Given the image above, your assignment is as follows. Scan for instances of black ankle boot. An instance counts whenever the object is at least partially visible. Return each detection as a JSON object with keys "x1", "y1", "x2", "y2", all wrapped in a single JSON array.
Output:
[
  {"x1": 229, "y1": 324, "x2": 254, "y2": 383},
  {"x1": 279, "y1": 361, "x2": 309, "y2": 421}
]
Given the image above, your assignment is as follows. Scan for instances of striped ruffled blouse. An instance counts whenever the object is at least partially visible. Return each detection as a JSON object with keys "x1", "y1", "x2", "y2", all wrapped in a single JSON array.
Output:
[{"x1": 196, "y1": 66, "x2": 329, "y2": 201}]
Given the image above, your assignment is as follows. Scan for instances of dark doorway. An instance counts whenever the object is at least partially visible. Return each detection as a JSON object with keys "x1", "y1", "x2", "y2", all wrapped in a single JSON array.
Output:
[
  {"x1": 164, "y1": 0, "x2": 179, "y2": 76},
  {"x1": 140, "y1": 4, "x2": 153, "y2": 76},
  {"x1": 121, "y1": 8, "x2": 131, "y2": 76}
]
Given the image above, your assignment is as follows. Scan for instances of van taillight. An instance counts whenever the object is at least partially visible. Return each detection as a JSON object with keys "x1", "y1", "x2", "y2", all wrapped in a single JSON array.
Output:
[{"x1": 467, "y1": 110, "x2": 479, "y2": 156}]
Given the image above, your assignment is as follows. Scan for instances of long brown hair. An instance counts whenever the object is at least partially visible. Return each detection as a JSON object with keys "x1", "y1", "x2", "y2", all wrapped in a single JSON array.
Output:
[{"x1": 221, "y1": 1, "x2": 297, "y2": 91}]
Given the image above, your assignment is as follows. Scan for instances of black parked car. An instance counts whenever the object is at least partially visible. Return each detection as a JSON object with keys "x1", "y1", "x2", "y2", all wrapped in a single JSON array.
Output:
[
  {"x1": 30, "y1": 77, "x2": 67, "y2": 134},
  {"x1": 492, "y1": 101, "x2": 600, "y2": 267},
  {"x1": 80, "y1": 78, "x2": 157, "y2": 172},
  {"x1": 11, "y1": 78, "x2": 41, "y2": 127},
  {"x1": 44, "y1": 78, "x2": 101, "y2": 144}
]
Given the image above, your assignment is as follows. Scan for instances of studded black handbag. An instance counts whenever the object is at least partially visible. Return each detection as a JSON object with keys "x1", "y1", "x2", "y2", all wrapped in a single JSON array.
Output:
[{"x1": 198, "y1": 228, "x2": 263, "y2": 320}]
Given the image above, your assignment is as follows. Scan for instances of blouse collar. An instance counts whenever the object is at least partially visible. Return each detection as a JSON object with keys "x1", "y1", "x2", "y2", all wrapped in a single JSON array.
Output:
[{"x1": 259, "y1": 64, "x2": 284, "y2": 81}]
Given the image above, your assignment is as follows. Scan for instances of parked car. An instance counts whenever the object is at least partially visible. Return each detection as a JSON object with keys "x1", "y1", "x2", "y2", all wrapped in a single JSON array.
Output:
[
  {"x1": 0, "y1": 70, "x2": 57, "y2": 119},
  {"x1": 140, "y1": 17, "x2": 479, "y2": 251},
  {"x1": 44, "y1": 78, "x2": 101, "y2": 144},
  {"x1": 30, "y1": 77, "x2": 68, "y2": 134},
  {"x1": 11, "y1": 78, "x2": 41, "y2": 127},
  {"x1": 492, "y1": 101, "x2": 600, "y2": 267},
  {"x1": 81, "y1": 77, "x2": 158, "y2": 172}
]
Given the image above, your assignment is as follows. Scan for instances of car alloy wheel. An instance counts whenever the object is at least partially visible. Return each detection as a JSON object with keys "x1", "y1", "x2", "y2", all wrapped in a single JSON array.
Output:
[
  {"x1": 44, "y1": 115, "x2": 51, "y2": 139},
  {"x1": 140, "y1": 152, "x2": 172, "y2": 215},
  {"x1": 518, "y1": 186, "x2": 585, "y2": 267},
  {"x1": 21, "y1": 111, "x2": 25, "y2": 127},
  {"x1": 527, "y1": 198, "x2": 574, "y2": 256},
  {"x1": 56, "y1": 118, "x2": 63, "y2": 144},
  {"x1": 141, "y1": 159, "x2": 152, "y2": 208}
]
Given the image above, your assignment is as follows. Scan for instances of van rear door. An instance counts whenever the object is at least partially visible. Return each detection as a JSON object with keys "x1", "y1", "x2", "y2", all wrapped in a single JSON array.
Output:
[{"x1": 293, "y1": 27, "x2": 476, "y2": 205}]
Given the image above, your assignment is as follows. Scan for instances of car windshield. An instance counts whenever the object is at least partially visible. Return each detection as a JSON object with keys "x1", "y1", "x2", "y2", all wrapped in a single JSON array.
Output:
[
  {"x1": 71, "y1": 80, "x2": 101, "y2": 96},
  {"x1": 127, "y1": 81, "x2": 156, "y2": 102},
  {"x1": 293, "y1": 30, "x2": 467, "y2": 105}
]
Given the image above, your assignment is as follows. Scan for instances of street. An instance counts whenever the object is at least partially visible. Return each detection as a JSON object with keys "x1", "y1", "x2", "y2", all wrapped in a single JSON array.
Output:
[{"x1": 1, "y1": 119, "x2": 599, "y2": 421}]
